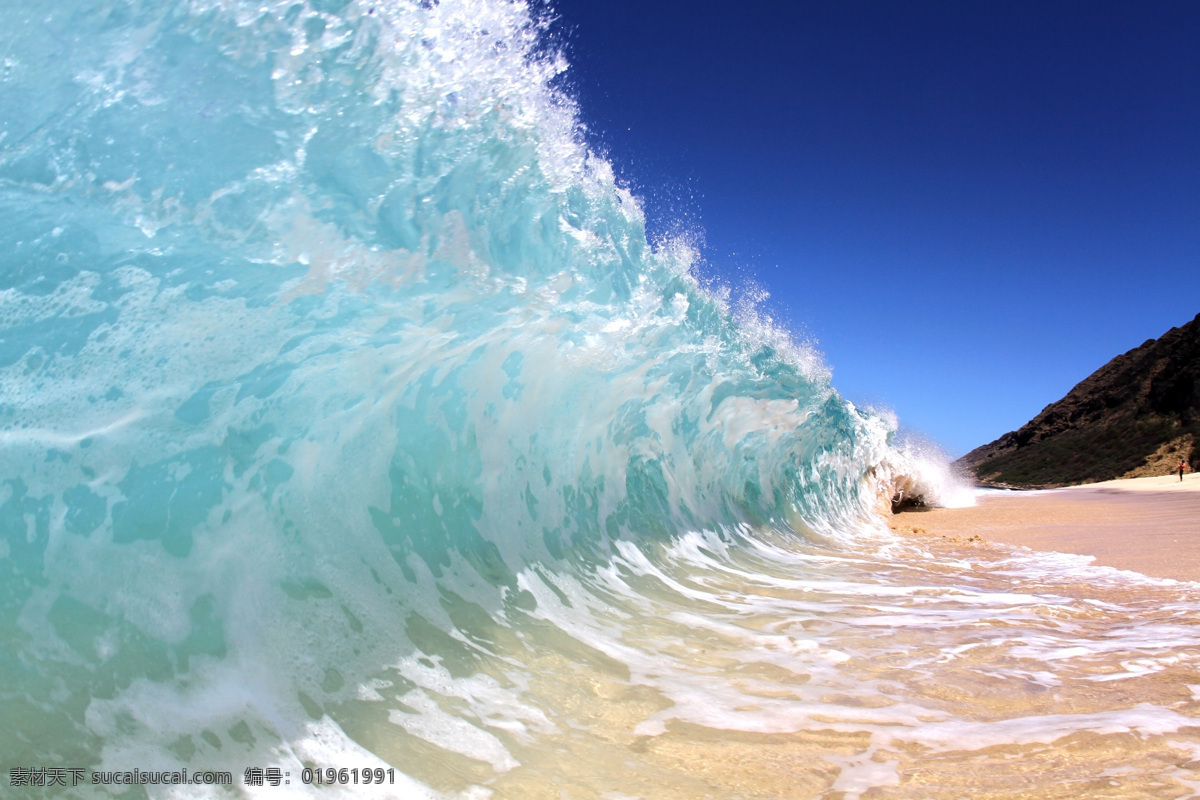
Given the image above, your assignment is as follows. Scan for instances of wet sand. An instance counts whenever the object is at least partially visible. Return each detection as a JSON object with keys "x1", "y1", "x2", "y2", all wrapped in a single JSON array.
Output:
[{"x1": 891, "y1": 472, "x2": 1200, "y2": 583}]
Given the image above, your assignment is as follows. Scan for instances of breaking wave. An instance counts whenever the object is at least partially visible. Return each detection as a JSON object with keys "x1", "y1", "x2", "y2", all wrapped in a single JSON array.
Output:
[{"x1": 13, "y1": 3, "x2": 1197, "y2": 799}]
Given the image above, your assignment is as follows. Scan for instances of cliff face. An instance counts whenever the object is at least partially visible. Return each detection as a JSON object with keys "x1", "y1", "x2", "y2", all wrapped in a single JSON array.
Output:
[{"x1": 958, "y1": 312, "x2": 1200, "y2": 488}]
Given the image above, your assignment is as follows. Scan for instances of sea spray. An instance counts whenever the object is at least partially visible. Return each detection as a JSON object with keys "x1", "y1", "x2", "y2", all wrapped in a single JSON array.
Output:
[{"x1": 8, "y1": 2, "x2": 1192, "y2": 799}]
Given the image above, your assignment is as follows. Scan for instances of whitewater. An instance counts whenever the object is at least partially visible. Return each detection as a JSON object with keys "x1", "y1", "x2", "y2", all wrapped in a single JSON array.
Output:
[{"x1": 3, "y1": 1, "x2": 1200, "y2": 797}]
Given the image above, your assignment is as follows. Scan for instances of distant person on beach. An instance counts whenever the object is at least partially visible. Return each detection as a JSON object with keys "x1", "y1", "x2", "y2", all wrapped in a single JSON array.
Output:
[{"x1": 1181, "y1": 459, "x2": 1188, "y2": 481}]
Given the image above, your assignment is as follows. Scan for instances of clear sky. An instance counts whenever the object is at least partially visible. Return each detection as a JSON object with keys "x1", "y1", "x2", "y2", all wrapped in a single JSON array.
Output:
[{"x1": 547, "y1": 0, "x2": 1200, "y2": 457}]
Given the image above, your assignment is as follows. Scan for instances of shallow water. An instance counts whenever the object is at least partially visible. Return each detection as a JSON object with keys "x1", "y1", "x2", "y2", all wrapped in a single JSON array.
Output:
[
  {"x1": 3, "y1": 0, "x2": 1200, "y2": 797},
  {"x1": 310, "y1": 531, "x2": 1200, "y2": 799}
]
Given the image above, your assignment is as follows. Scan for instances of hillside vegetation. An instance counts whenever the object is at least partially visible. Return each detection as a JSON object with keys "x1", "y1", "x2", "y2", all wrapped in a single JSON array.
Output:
[{"x1": 958, "y1": 313, "x2": 1200, "y2": 488}]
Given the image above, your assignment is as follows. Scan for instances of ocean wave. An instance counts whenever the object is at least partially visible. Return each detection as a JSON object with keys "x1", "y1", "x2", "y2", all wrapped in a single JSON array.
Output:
[{"x1": 2, "y1": 0, "x2": 993, "y2": 792}]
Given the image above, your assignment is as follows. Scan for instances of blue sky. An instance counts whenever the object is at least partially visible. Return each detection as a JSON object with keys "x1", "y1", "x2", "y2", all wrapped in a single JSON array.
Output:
[{"x1": 548, "y1": 0, "x2": 1200, "y2": 457}]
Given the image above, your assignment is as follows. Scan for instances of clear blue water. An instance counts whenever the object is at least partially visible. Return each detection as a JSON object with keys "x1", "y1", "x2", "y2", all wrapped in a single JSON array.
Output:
[{"x1": 3, "y1": 2, "x2": 1199, "y2": 798}]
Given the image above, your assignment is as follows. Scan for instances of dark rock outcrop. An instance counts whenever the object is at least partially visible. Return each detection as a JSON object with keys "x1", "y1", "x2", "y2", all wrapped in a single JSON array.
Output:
[{"x1": 957, "y1": 312, "x2": 1200, "y2": 488}]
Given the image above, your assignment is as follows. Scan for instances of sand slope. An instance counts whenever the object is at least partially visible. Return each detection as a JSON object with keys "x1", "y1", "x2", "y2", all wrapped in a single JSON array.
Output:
[{"x1": 892, "y1": 473, "x2": 1200, "y2": 582}]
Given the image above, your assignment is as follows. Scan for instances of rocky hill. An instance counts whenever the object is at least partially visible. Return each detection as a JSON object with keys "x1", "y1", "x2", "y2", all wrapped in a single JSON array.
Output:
[{"x1": 958, "y1": 312, "x2": 1200, "y2": 488}]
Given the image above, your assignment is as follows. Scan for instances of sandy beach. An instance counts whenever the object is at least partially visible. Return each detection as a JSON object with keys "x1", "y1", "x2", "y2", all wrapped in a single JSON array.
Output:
[{"x1": 892, "y1": 472, "x2": 1200, "y2": 582}]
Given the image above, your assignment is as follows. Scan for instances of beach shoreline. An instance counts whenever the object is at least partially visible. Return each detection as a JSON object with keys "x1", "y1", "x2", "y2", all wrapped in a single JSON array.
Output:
[{"x1": 891, "y1": 472, "x2": 1200, "y2": 582}]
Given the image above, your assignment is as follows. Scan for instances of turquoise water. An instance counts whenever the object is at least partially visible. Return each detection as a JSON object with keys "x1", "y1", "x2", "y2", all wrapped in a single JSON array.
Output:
[{"x1": 4, "y1": 2, "x2": 1200, "y2": 798}]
